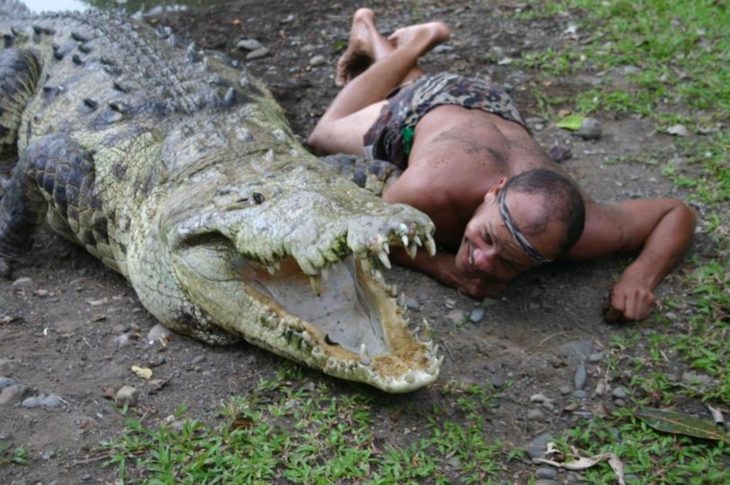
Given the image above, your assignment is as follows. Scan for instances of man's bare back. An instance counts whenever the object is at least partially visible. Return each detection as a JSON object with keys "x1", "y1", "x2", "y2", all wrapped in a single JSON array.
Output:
[
  {"x1": 396, "y1": 105, "x2": 556, "y2": 249},
  {"x1": 309, "y1": 9, "x2": 696, "y2": 322}
]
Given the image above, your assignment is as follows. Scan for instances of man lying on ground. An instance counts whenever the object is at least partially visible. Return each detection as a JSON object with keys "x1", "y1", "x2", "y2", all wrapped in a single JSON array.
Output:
[{"x1": 307, "y1": 9, "x2": 696, "y2": 322}]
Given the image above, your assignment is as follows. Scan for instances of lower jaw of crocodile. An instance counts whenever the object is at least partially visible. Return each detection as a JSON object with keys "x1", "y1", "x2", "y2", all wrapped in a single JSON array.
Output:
[{"x1": 171, "y1": 241, "x2": 441, "y2": 393}]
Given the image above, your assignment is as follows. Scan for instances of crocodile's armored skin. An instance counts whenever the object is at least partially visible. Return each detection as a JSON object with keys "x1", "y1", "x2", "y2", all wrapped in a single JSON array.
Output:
[{"x1": 0, "y1": 1, "x2": 441, "y2": 392}]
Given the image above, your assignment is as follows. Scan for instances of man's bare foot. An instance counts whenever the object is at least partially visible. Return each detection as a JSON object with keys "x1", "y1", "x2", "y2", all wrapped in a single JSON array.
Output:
[
  {"x1": 387, "y1": 21, "x2": 450, "y2": 53},
  {"x1": 335, "y1": 8, "x2": 378, "y2": 87}
]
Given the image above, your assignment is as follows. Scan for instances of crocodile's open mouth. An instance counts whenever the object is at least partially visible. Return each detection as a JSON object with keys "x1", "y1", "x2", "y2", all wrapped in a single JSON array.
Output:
[
  {"x1": 172, "y1": 236, "x2": 441, "y2": 392},
  {"x1": 238, "y1": 256, "x2": 391, "y2": 356}
]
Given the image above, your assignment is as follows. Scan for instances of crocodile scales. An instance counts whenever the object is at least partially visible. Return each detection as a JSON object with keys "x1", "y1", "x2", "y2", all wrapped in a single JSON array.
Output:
[{"x1": 0, "y1": 1, "x2": 441, "y2": 392}]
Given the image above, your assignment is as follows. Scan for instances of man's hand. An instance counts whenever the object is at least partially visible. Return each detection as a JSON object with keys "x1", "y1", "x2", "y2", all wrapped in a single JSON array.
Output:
[
  {"x1": 605, "y1": 274, "x2": 656, "y2": 322},
  {"x1": 455, "y1": 273, "x2": 507, "y2": 299}
]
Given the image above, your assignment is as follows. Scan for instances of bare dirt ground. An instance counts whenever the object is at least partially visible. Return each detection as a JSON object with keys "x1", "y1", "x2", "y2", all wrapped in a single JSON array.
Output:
[{"x1": 1, "y1": 0, "x2": 707, "y2": 483}]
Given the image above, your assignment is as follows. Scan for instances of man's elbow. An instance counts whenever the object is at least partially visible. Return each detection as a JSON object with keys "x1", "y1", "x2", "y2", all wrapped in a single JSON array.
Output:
[{"x1": 306, "y1": 127, "x2": 325, "y2": 155}]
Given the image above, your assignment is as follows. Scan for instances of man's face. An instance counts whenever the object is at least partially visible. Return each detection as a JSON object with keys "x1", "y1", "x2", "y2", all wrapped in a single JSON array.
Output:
[{"x1": 454, "y1": 188, "x2": 542, "y2": 283}]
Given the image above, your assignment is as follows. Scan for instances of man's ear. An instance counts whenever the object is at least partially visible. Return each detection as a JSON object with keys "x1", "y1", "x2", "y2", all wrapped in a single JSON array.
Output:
[{"x1": 484, "y1": 177, "x2": 508, "y2": 202}]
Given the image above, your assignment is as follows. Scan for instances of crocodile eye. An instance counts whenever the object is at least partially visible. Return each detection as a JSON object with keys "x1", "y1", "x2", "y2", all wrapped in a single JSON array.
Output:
[{"x1": 252, "y1": 192, "x2": 265, "y2": 205}]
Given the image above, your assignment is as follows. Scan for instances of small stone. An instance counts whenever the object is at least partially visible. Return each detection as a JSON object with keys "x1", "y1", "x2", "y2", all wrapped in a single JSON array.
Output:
[
  {"x1": 682, "y1": 371, "x2": 713, "y2": 387},
  {"x1": 526, "y1": 432, "x2": 554, "y2": 459},
  {"x1": 530, "y1": 393, "x2": 552, "y2": 404},
  {"x1": 433, "y1": 44, "x2": 454, "y2": 54},
  {"x1": 587, "y1": 351, "x2": 604, "y2": 363},
  {"x1": 572, "y1": 390, "x2": 587, "y2": 399},
  {"x1": 527, "y1": 409, "x2": 544, "y2": 420},
  {"x1": 41, "y1": 449, "x2": 56, "y2": 460},
  {"x1": 21, "y1": 393, "x2": 62, "y2": 408},
  {"x1": 548, "y1": 145, "x2": 572, "y2": 163},
  {"x1": 0, "y1": 383, "x2": 27, "y2": 405},
  {"x1": 666, "y1": 124, "x2": 691, "y2": 137},
  {"x1": 559, "y1": 385, "x2": 572, "y2": 395},
  {"x1": 489, "y1": 373, "x2": 506, "y2": 388},
  {"x1": 574, "y1": 362, "x2": 587, "y2": 390},
  {"x1": 595, "y1": 381, "x2": 607, "y2": 396},
  {"x1": 0, "y1": 376, "x2": 17, "y2": 389},
  {"x1": 246, "y1": 47, "x2": 270, "y2": 60},
  {"x1": 405, "y1": 297, "x2": 420, "y2": 311},
  {"x1": 309, "y1": 55, "x2": 326, "y2": 66},
  {"x1": 535, "y1": 480, "x2": 561, "y2": 485},
  {"x1": 444, "y1": 298, "x2": 456, "y2": 309},
  {"x1": 612, "y1": 386, "x2": 627, "y2": 399},
  {"x1": 576, "y1": 117, "x2": 602, "y2": 140},
  {"x1": 191, "y1": 355, "x2": 206, "y2": 365},
  {"x1": 445, "y1": 309, "x2": 465, "y2": 325},
  {"x1": 469, "y1": 308, "x2": 485, "y2": 323},
  {"x1": 536, "y1": 467, "x2": 558, "y2": 480},
  {"x1": 614, "y1": 398, "x2": 626, "y2": 407},
  {"x1": 115, "y1": 385, "x2": 140, "y2": 406},
  {"x1": 113, "y1": 333, "x2": 133, "y2": 348},
  {"x1": 147, "y1": 324, "x2": 172, "y2": 345},
  {"x1": 11, "y1": 276, "x2": 33, "y2": 289},
  {"x1": 236, "y1": 38, "x2": 263, "y2": 51}
]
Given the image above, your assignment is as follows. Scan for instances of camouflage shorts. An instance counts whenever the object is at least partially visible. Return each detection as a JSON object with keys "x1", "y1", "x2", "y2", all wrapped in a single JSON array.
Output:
[{"x1": 363, "y1": 72, "x2": 528, "y2": 169}]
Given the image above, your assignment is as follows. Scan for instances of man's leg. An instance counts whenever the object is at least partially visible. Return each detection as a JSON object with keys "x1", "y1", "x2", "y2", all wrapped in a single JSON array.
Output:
[{"x1": 308, "y1": 9, "x2": 449, "y2": 155}]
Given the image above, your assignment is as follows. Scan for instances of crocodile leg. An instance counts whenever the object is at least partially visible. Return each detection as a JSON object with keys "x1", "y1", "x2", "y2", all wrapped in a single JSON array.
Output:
[
  {"x1": 320, "y1": 154, "x2": 402, "y2": 197},
  {"x1": 0, "y1": 134, "x2": 96, "y2": 277},
  {"x1": 0, "y1": 48, "x2": 41, "y2": 192}
]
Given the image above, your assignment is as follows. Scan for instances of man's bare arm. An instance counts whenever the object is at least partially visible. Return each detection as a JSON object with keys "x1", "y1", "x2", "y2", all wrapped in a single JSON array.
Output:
[{"x1": 568, "y1": 198, "x2": 696, "y2": 321}]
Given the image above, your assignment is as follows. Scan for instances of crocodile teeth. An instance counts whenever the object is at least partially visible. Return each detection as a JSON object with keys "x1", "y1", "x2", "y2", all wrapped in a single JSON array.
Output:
[
  {"x1": 382, "y1": 242, "x2": 390, "y2": 255},
  {"x1": 359, "y1": 343, "x2": 371, "y2": 365},
  {"x1": 405, "y1": 370, "x2": 416, "y2": 384},
  {"x1": 266, "y1": 265, "x2": 276, "y2": 275},
  {"x1": 414, "y1": 235, "x2": 422, "y2": 247},
  {"x1": 406, "y1": 243, "x2": 418, "y2": 259},
  {"x1": 424, "y1": 234, "x2": 436, "y2": 256},
  {"x1": 321, "y1": 266, "x2": 329, "y2": 282},
  {"x1": 426, "y1": 357, "x2": 443, "y2": 375},
  {"x1": 401, "y1": 235, "x2": 409, "y2": 248},
  {"x1": 309, "y1": 275, "x2": 322, "y2": 296},
  {"x1": 377, "y1": 250, "x2": 391, "y2": 269}
]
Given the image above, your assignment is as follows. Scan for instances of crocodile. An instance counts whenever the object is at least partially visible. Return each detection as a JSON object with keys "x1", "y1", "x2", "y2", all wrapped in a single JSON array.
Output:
[{"x1": 0, "y1": 1, "x2": 442, "y2": 392}]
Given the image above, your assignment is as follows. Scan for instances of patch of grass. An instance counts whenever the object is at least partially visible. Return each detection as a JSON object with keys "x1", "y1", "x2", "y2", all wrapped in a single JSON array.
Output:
[
  {"x1": 520, "y1": 0, "x2": 729, "y2": 121},
  {"x1": 561, "y1": 411, "x2": 729, "y2": 484},
  {"x1": 102, "y1": 367, "x2": 507, "y2": 483},
  {"x1": 0, "y1": 443, "x2": 29, "y2": 466}
]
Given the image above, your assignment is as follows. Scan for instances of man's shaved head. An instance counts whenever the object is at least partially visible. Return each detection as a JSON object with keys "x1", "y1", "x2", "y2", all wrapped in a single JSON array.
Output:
[{"x1": 504, "y1": 169, "x2": 585, "y2": 256}]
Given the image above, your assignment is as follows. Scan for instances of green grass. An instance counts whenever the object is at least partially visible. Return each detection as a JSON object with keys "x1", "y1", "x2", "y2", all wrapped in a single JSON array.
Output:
[
  {"x1": 515, "y1": 1, "x2": 730, "y2": 482},
  {"x1": 561, "y1": 410, "x2": 729, "y2": 484},
  {"x1": 102, "y1": 368, "x2": 507, "y2": 483}
]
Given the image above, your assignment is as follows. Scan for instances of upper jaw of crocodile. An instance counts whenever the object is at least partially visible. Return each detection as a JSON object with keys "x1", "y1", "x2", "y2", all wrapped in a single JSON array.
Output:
[{"x1": 166, "y1": 200, "x2": 443, "y2": 393}]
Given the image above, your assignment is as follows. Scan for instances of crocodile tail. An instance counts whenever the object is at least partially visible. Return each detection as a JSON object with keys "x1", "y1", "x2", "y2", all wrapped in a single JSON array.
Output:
[{"x1": 0, "y1": 0, "x2": 30, "y2": 19}]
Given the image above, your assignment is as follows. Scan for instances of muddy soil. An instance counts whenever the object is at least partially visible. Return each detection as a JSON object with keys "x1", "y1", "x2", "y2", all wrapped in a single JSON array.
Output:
[{"x1": 1, "y1": 0, "x2": 703, "y2": 483}]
